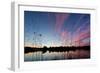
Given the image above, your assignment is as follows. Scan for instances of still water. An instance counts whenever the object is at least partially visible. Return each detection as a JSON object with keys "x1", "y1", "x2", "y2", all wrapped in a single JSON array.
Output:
[{"x1": 24, "y1": 50, "x2": 90, "y2": 61}]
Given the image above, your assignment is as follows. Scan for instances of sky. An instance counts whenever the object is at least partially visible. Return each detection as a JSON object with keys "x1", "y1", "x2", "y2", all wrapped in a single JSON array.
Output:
[{"x1": 24, "y1": 11, "x2": 90, "y2": 47}]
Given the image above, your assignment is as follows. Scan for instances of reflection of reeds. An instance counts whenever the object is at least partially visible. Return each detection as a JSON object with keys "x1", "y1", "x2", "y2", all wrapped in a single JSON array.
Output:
[{"x1": 24, "y1": 46, "x2": 90, "y2": 54}]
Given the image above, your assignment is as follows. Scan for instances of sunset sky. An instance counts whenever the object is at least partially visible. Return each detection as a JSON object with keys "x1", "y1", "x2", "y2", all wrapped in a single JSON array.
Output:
[{"x1": 24, "y1": 11, "x2": 90, "y2": 47}]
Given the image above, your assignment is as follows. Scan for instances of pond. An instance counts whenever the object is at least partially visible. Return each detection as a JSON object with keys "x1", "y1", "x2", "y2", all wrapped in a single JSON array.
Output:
[{"x1": 24, "y1": 49, "x2": 90, "y2": 61}]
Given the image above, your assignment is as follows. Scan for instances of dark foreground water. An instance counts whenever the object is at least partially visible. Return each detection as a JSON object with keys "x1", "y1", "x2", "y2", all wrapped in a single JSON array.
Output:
[{"x1": 24, "y1": 49, "x2": 90, "y2": 61}]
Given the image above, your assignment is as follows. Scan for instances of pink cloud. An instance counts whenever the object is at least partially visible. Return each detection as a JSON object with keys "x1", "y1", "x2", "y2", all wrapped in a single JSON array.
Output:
[
  {"x1": 73, "y1": 31, "x2": 90, "y2": 46},
  {"x1": 55, "y1": 13, "x2": 69, "y2": 33}
]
